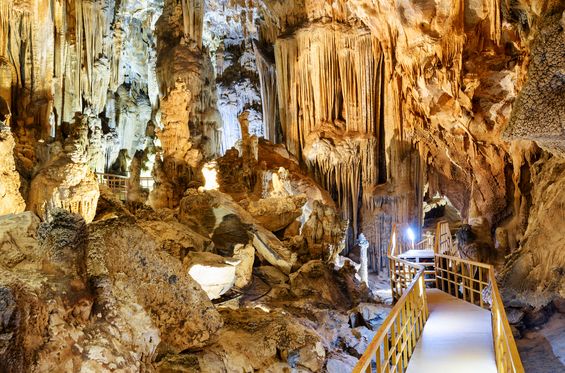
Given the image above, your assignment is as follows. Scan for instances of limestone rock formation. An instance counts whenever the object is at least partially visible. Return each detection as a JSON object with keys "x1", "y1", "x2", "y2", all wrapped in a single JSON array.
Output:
[
  {"x1": 505, "y1": 11, "x2": 565, "y2": 157},
  {"x1": 290, "y1": 260, "x2": 371, "y2": 310},
  {"x1": 87, "y1": 217, "x2": 223, "y2": 352},
  {"x1": 157, "y1": 308, "x2": 326, "y2": 372},
  {"x1": 28, "y1": 117, "x2": 100, "y2": 223},
  {"x1": 1, "y1": 0, "x2": 565, "y2": 370},
  {"x1": 185, "y1": 251, "x2": 237, "y2": 299},
  {"x1": 179, "y1": 189, "x2": 297, "y2": 273},
  {"x1": 245, "y1": 194, "x2": 307, "y2": 232},
  {"x1": 501, "y1": 156, "x2": 565, "y2": 308},
  {"x1": 0, "y1": 124, "x2": 25, "y2": 215}
]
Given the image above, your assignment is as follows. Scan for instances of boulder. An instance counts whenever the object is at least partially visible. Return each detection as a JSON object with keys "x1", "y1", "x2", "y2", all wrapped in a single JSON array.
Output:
[
  {"x1": 233, "y1": 244, "x2": 254, "y2": 289},
  {"x1": 348, "y1": 303, "x2": 389, "y2": 330},
  {"x1": 245, "y1": 195, "x2": 307, "y2": 232},
  {"x1": 326, "y1": 353, "x2": 358, "y2": 372},
  {"x1": 255, "y1": 266, "x2": 289, "y2": 285},
  {"x1": 290, "y1": 260, "x2": 371, "y2": 309},
  {"x1": 157, "y1": 308, "x2": 326, "y2": 372},
  {"x1": 346, "y1": 326, "x2": 376, "y2": 357},
  {"x1": 139, "y1": 219, "x2": 212, "y2": 260},
  {"x1": 179, "y1": 189, "x2": 297, "y2": 273},
  {"x1": 0, "y1": 210, "x2": 161, "y2": 372},
  {"x1": 87, "y1": 217, "x2": 223, "y2": 352},
  {"x1": 185, "y1": 251, "x2": 237, "y2": 300}
]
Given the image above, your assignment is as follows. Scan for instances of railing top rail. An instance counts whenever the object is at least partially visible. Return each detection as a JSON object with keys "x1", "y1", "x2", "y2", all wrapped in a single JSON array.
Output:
[
  {"x1": 489, "y1": 270, "x2": 525, "y2": 372},
  {"x1": 354, "y1": 257, "x2": 425, "y2": 372},
  {"x1": 96, "y1": 172, "x2": 129, "y2": 179},
  {"x1": 435, "y1": 252, "x2": 492, "y2": 270}
]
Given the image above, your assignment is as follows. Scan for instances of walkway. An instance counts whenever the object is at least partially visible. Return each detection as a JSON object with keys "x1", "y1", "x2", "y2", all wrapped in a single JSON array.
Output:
[{"x1": 406, "y1": 289, "x2": 497, "y2": 373}]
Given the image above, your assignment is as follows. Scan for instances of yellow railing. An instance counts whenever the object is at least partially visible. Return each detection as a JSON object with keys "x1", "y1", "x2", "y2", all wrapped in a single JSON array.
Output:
[
  {"x1": 139, "y1": 176, "x2": 155, "y2": 191},
  {"x1": 387, "y1": 224, "x2": 409, "y2": 257},
  {"x1": 414, "y1": 235, "x2": 433, "y2": 251},
  {"x1": 389, "y1": 256, "x2": 422, "y2": 302},
  {"x1": 354, "y1": 257, "x2": 428, "y2": 373},
  {"x1": 96, "y1": 173, "x2": 128, "y2": 200},
  {"x1": 490, "y1": 271, "x2": 524, "y2": 373},
  {"x1": 388, "y1": 225, "x2": 436, "y2": 289},
  {"x1": 434, "y1": 253, "x2": 524, "y2": 373},
  {"x1": 435, "y1": 253, "x2": 491, "y2": 308},
  {"x1": 434, "y1": 220, "x2": 454, "y2": 255}
]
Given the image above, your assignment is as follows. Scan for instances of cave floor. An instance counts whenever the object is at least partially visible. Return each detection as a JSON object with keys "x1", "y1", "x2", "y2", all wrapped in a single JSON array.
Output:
[
  {"x1": 517, "y1": 312, "x2": 565, "y2": 373},
  {"x1": 406, "y1": 289, "x2": 497, "y2": 373}
]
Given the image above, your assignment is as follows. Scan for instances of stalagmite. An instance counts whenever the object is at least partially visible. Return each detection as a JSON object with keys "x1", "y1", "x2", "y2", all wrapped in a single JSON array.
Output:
[
  {"x1": 358, "y1": 234, "x2": 369, "y2": 285},
  {"x1": 0, "y1": 117, "x2": 26, "y2": 215}
]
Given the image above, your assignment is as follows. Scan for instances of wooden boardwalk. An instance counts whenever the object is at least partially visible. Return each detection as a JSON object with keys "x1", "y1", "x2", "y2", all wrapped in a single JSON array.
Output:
[{"x1": 406, "y1": 289, "x2": 497, "y2": 373}]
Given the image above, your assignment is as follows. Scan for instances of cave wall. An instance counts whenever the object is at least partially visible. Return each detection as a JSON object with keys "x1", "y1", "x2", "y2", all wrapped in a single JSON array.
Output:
[
  {"x1": 0, "y1": 0, "x2": 563, "y2": 309},
  {"x1": 254, "y1": 0, "x2": 565, "y2": 306}
]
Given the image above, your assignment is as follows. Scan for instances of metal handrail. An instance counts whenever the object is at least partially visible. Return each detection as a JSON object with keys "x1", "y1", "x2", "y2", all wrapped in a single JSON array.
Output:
[
  {"x1": 96, "y1": 173, "x2": 129, "y2": 200},
  {"x1": 387, "y1": 224, "x2": 432, "y2": 257}
]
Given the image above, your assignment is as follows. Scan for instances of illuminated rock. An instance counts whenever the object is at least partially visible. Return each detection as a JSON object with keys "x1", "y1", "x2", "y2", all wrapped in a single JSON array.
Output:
[
  {"x1": 0, "y1": 123, "x2": 25, "y2": 216},
  {"x1": 179, "y1": 189, "x2": 297, "y2": 273},
  {"x1": 185, "y1": 251, "x2": 237, "y2": 300},
  {"x1": 28, "y1": 117, "x2": 99, "y2": 223},
  {"x1": 246, "y1": 195, "x2": 307, "y2": 232}
]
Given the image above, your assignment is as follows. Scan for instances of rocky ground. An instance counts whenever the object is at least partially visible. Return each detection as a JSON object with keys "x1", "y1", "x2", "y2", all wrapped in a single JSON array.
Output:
[
  {"x1": 0, "y1": 137, "x2": 390, "y2": 372},
  {"x1": 516, "y1": 311, "x2": 565, "y2": 373}
]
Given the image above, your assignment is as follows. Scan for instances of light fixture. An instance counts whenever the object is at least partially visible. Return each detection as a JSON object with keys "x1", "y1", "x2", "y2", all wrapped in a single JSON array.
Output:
[{"x1": 406, "y1": 227, "x2": 416, "y2": 249}]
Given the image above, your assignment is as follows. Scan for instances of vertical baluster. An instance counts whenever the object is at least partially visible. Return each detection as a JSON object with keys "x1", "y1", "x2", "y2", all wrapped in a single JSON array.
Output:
[
  {"x1": 384, "y1": 332, "x2": 391, "y2": 373},
  {"x1": 447, "y1": 258, "x2": 452, "y2": 296},
  {"x1": 375, "y1": 344, "x2": 381, "y2": 373},
  {"x1": 479, "y1": 269, "x2": 484, "y2": 308},
  {"x1": 390, "y1": 320, "x2": 397, "y2": 372}
]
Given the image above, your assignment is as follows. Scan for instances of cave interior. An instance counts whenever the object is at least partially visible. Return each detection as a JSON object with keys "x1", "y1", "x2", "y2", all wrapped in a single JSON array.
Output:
[{"x1": 0, "y1": 0, "x2": 564, "y2": 372}]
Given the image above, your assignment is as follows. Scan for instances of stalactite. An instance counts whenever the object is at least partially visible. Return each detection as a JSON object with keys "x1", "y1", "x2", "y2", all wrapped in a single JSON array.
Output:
[
  {"x1": 180, "y1": 0, "x2": 204, "y2": 47},
  {"x1": 274, "y1": 25, "x2": 385, "y2": 239},
  {"x1": 253, "y1": 41, "x2": 278, "y2": 143}
]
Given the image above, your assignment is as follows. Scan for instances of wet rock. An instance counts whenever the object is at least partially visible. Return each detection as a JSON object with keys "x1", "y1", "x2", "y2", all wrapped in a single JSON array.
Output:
[
  {"x1": 326, "y1": 353, "x2": 358, "y2": 372},
  {"x1": 349, "y1": 303, "x2": 389, "y2": 330}
]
